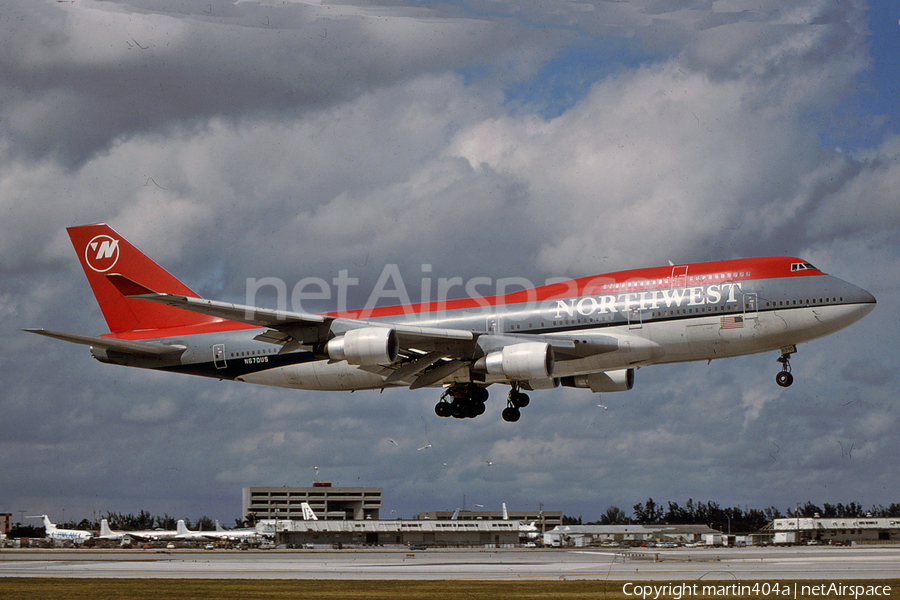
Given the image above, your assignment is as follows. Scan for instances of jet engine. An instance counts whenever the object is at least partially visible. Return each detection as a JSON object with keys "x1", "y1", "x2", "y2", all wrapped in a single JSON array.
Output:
[
  {"x1": 561, "y1": 368, "x2": 634, "y2": 393},
  {"x1": 325, "y1": 327, "x2": 399, "y2": 366},
  {"x1": 474, "y1": 342, "x2": 554, "y2": 381}
]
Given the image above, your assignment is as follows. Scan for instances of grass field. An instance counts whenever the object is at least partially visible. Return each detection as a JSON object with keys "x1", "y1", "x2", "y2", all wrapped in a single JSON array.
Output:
[{"x1": 2, "y1": 579, "x2": 900, "y2": 600}]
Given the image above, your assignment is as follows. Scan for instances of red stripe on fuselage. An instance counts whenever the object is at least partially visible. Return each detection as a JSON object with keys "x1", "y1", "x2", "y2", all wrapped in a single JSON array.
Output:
[
  {"x1": 101, "y1": 320, "x2": 259, "y2": 341},
  {"x1": 330, "y1": 256, "x2": 822, "y2": 319}
]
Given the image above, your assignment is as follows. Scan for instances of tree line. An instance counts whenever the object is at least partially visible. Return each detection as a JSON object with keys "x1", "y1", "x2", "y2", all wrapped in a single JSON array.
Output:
[{"x1": 562, "y1": 499, "x2": 900, "y2": 533}]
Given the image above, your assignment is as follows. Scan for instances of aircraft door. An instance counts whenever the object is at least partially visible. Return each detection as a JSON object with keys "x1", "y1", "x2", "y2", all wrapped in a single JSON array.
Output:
[
  {"x1": 628, "y1": 307, "x2": 643, "y2": 330},
  {"x1": 487, "y1": 316, "x2": 502, "y2": 333},
  {"x1": 671, "y1": 265, "x2": 688, "y2": 288},
  {"x1": 743, "y1": 292, "x2": 759, "y2": 320},
  {"x1": 213, "y1": 343, "x2": 227, "y2": 369}
]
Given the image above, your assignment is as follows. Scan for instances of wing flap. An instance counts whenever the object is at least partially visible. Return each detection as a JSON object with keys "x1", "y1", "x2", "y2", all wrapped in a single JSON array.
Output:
[
  {"x1": 409, "y1": 359, "x2": 468, "y2": 390},
  {"x1": 383, "y1": 351, "x2": 446, "y2": 384}
]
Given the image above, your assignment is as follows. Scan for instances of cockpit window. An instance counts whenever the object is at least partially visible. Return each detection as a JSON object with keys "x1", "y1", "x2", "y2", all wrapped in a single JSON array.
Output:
[{"x1": 791, "y1": 262, "x2": 818, "y2": 272}]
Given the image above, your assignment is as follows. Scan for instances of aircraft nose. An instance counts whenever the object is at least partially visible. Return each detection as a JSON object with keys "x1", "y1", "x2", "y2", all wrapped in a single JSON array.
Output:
[
  {"x1": 858, "y1": 287, "x2": 876, "y2": 316},
  {"x1": 845, "y1": 282, "x2": 876, "y2": 319}
]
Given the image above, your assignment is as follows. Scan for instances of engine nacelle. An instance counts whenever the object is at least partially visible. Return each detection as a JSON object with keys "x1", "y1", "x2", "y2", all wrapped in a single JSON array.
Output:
[
  {"x1": 475, "y1": 342, "x2": 554, "y2": 381},
  {"x1": 561, "y1": 368, "x2": 634, "y2": 393},
  {"x1": 325, "y1": 327, "x2": 399, "y2": 366}
]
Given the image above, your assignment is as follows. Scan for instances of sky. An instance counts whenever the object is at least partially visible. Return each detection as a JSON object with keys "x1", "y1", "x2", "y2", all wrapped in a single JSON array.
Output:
[{"x1": 2, "y1": 0, "x2": 899, "y2": 526}]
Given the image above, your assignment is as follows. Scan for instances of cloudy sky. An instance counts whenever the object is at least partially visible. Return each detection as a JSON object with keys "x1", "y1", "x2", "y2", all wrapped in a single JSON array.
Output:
[{"x1": 2, "y1": 0, "x2": 898, "y2": 526}]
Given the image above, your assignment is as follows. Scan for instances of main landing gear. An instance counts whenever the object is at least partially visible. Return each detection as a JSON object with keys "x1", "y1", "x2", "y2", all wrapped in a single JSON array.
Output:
[
  {"x1": 775, "y1": 346, "x2": 796, "y2": 388},
  {"x1": 434, "y1": 383, "x2": 531, "y2": 422},
  {"x1": 435, "y1": 383, "x2": 488, "y2": 419},
  {"x1": 501, "y1": 386, "x2": 530, "y2": 423}
]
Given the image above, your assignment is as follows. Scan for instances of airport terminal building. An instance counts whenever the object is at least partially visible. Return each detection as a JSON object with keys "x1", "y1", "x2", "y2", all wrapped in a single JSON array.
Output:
[
  {"x1": 273, "y1": 518, "x2": 520, "y2": 548},
  {"x1": 242, "y1": 483, "x2": 382, "y2": 521},
  {"x1": 543, "y1": 524, "x2": 721, "y2": 547},
  {"x1": 773, "y1": 516, "x2": 900, "y2": 545},
  {"x1": 418, "y1": 509, "x2": 562, "y2": 531}
]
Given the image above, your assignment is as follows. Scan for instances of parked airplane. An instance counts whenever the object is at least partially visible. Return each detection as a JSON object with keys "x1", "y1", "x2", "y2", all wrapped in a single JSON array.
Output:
[
  {"x1": 174, "y1": 519, "x2": 266, "y2": 542},
  {"x1": 97, "y1": 518, "x2": 182, "y2": 542},
  {"x1": 29, "y1": 515, "x2": 93, "y2": 543},
  {"x1": 27, "y1": 224, "x2": 875, "y2": 422}
]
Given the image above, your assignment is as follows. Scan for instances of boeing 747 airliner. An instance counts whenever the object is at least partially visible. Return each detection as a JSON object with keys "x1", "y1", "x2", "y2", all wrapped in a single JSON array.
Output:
[{"x1": 27, "y1": 224, "x2": 875, "y2": 422}]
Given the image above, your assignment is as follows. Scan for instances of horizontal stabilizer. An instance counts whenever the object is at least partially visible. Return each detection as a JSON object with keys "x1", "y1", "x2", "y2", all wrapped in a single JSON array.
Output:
[
  {"x1": 23, "y1": 329, "x2": 186, "y2": 356},
  {"x1": 105, "y1": 273, "x2": 157, "y2": 296}
]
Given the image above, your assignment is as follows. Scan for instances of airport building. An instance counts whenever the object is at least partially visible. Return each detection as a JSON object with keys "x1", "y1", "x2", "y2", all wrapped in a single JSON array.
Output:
[
  {"x1": 273, "y1": 518, "x2": 520, "y2": 548},
  {"x1": 543, "y1": 524, "x2": 721, "y2": 547},
  {"x1": 418, "y1": 509, "x2": 562, "y2": 531},
  {"x1": 242, "y1": 483, "x2": 382, "y2": 521},
  {"x1": 772, "y1": 516, "x2": 900, "y2": 545}
]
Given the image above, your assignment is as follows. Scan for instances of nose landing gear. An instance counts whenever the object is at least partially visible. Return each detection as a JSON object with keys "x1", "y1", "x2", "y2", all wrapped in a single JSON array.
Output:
[{"x1": 775, "y1": 346, "x2": 796, "y2": 388}]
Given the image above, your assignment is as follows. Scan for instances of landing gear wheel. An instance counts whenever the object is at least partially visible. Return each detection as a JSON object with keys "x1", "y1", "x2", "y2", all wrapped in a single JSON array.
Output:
[
  {"x1": 512, "y1": 391, "x2": 530, "y2": 408},
  {"x1": 435, "y1": 383, "x2": 490, "y2": 419},
  {"x1": 435, "y1": 402, "x2": 452, "y2": 418},
  {"x1": 776, "y1": 371, "x2": 793, "y2": 388},
  {"x1": 502, "y1": 407, "x2": 521, "y2": 422},
  {"x1": 775, "y1": 347, "x2": 795, "y2": 388}
]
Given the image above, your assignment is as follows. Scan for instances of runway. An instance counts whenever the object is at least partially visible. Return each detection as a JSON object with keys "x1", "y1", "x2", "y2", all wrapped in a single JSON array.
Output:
[{"x1": 2, "y1": 547, "x2": 900, "y2": 580}]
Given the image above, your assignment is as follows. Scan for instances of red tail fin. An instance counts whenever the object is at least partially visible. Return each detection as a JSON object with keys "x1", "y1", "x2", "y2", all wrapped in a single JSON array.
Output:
[{"x1": 68, "y1": 223, "x2": 219, "y2": 334}]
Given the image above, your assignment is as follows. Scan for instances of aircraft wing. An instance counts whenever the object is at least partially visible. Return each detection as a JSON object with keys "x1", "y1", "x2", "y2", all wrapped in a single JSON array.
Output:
[
  {"x1": 23, "y1": 329, "x2": 186, "y2": 357},
  {"x1": 125, "y1": 288, "x2": 478, "y2": 353},
  {"x1": 116, "y1": 276, "x2": 652, "y2": 386}
]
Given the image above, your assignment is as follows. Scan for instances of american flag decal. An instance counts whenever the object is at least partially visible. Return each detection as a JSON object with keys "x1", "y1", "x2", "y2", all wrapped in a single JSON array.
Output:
[{"x1": 720, "y1": 315, "x2": 744, "y2": 329}]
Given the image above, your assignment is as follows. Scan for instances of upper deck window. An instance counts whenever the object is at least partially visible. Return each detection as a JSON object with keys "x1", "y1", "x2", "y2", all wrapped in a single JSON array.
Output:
[{"x1": 791, "y1": 262, "x2": 818, "y2": 272}]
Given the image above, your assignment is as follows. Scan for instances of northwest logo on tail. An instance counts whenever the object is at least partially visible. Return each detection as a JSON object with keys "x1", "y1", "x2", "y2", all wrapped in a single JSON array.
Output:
[{"x1": 85, "y1": 235, "x2": 119, "y2": 272}]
